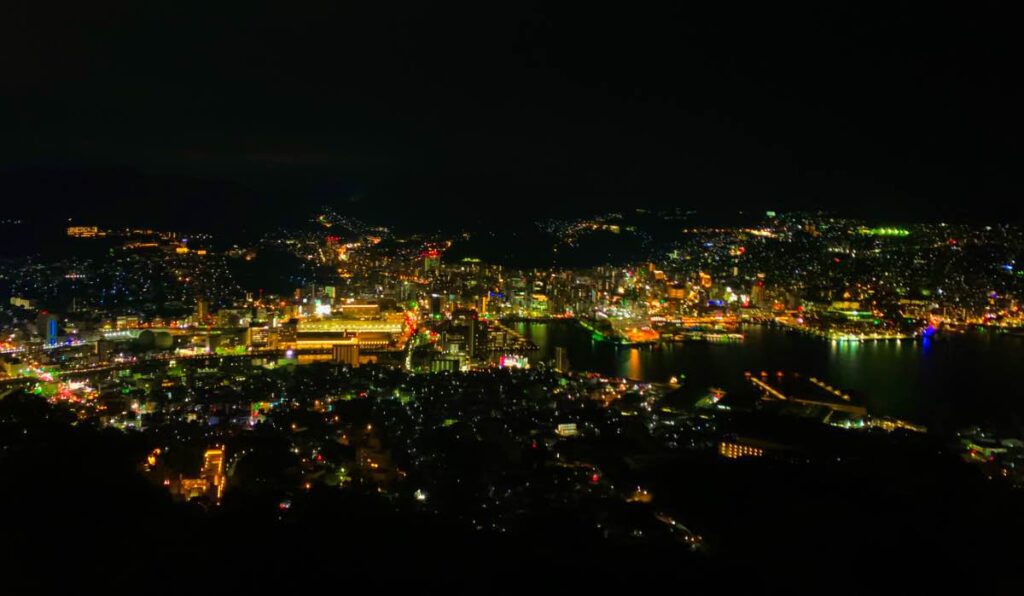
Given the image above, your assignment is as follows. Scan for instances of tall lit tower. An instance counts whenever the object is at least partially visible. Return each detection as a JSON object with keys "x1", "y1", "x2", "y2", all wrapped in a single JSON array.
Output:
[{"x1": 195, "y1": 297, "x2": 209, "y2": 323}]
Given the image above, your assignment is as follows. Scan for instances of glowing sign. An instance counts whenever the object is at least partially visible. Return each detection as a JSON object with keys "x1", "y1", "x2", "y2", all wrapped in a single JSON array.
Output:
[{"x1": 498, "y1": 354, "x2": 528, "y2": 369}]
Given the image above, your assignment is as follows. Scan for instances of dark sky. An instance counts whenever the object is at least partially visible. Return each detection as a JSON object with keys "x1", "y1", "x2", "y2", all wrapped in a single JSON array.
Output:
[{"x1": 1, "y1": 2, "x2": 1021, "y2": 228}]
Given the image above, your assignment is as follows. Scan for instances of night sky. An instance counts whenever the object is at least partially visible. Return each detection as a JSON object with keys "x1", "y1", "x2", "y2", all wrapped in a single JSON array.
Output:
[{"x1": 2, "y1": 3, "x2": 1020, "y2": 228}]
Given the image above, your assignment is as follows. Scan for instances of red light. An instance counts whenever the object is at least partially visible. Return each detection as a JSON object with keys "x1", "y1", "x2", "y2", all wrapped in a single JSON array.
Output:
[{"x1": 590, "y1": 473, "x2": 600, "y2": 484}]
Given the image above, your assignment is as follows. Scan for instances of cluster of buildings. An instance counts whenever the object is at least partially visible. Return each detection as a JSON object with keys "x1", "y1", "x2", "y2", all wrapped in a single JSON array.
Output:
[{"x1": 1, "y1": 209, "x2": 1022, "y2": 538}]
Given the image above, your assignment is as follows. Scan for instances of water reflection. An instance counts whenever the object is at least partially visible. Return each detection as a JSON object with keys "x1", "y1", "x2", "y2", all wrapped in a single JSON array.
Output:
[
  {"x1": 512, "y1": 321, "x2": 1024, "y2": 431},
  {"x1": 623, "y1": 348, "x2": 643, "y2": 380}
]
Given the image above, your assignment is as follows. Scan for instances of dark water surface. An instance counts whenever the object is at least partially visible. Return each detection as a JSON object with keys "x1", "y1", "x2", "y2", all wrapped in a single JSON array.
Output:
[{"x1": 512, "y1": 321, "x2": 1024, "y2": 433}]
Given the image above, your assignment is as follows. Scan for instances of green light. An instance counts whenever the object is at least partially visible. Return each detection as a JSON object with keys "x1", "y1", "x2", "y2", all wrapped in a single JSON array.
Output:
[{"x1": 863, "y1": 227, "x2": 910, "y2": 237}]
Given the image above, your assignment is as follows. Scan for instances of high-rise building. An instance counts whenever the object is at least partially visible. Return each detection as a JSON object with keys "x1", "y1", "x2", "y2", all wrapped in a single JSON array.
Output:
[
  {"x1": 450, "y1": 308, "x2": 478, "y2": 359},
  {"x1": 195, "y1": 297, "x2": 209, "y2": 323},
  {"x1": 423, "y1": 250, "x2": 441, "y2": 274},
  {"x1": 554, "y1": 346, "x2": 570, "y2": 373},
  {"x1": 36, "y1": 313, "x2": 59, "y2": 345},
  {"x1": 95, "y1": 339, "x2": 113, "y2": 360},
  {"x1": 751, "y1": 274, "x2": 767, "y2": 307}
]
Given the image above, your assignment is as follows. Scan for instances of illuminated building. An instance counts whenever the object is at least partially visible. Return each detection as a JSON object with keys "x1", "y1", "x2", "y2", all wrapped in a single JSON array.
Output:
[
  {"x1": 423, "y1": 250, "x2": 441, "y2": 273},
  {"x1": 36, "y1": 313, "x2": 59, "y2": 345},
  {"x1": 751, "y1": 274, "x2": 767, "y2": 307},
  {"x1": 332, "y1": 342, "x2": 360, "y2": 367},
  {"x1": 297, "y1": 318, "x2": 404, "y2": 334},
  {"x1": 248, "y1": 325, "x2": 270, "y2": 347},
  {"x1": 498, "y1": 354, "x2": 528, "y2": 369},
  {"x1": 115, "y1": 315, "x2": 140, "y2": 329},
  {"x1": 334, "y1": 302, "x2": 381, "y2": 319},
  {"x1": 66, "y1": 226, "x2": 102, "y2": 238},
  {"x1": 9, "y1": 296, "x2": 36, "y2": 309},
  {"x1": 194, "y1": 297, "x2": 209, "y2": 323},
  {"x1": 180, "y1": 478, "x2": 210, "y2": 500},
  {"x1": 554, "y1": 346, "x2": 570, "y2": 373},
  {"x1": 666, "y1": 284, "x2": 687, "y2": 301},
  {"x1": 177, "y1": 447, "x2": 226, "y2": 502},
  {"x1": 292, "y1": 314, "x2": 405, "y2": 352},
  {"x1": 449, "y1": 308, "x2": 478, "y2": 359},
  {"x1": 202, "y1": 447, "x2": 226, "y2": 501},
  {"x1": 529, "y1": 294, "x2": 549, "y2": 316},
  {"x1": 719, "y1": 441, "x2": 764, "y2": 459},
  {"x1": 430, "y1": 357, "x2": 461, "y2": 373}
]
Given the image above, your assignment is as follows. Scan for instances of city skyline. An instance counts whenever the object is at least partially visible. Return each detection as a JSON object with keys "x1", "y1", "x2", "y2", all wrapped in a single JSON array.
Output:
[{"x1": 2, "y1": 4, "x2": 1022, "y2": 593}]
